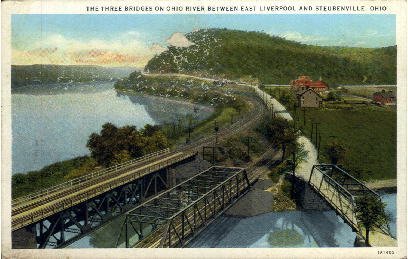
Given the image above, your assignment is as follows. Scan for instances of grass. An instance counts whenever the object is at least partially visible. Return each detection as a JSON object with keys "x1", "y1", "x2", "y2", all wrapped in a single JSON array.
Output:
[
  {"x1": 12, "y1": 156, "x2": 95, "y2": 198},
  {"x1": 342, "y1": 86, "x2": 396, "y2": 99},
  {"x1": 262, "y1": 85, "x2": 397, "y2": 181},
  {"x1": 294, "y1": 105, "x2": 396, "y2": 180}
]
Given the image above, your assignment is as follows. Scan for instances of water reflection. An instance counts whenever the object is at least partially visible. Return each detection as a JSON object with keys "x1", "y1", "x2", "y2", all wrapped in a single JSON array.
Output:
[
  {"x1": 188, "y1": 211, "x2": 356, "y2": 248},
  {"x1": 123, "y1": 93, "x2": 214, "y2": 124},
  {"x1": 12, "y1": 83, "x2": 213, "y2": 174}
]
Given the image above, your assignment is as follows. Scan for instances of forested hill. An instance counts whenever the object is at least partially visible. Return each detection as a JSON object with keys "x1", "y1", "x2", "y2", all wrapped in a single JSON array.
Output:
[
  {"x1": 11, "y1": 64, "x2": 135, "y2": 88},
  {"x1": 145, "y1": 29, "x2": 396, "y2": 85}
]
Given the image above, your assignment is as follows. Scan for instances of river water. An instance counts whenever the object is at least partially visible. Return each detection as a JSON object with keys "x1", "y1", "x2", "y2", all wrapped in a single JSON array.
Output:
[
  {"x1": 12, "y1": 83, "x2": 396, "y2": 248},
  {"x1": 12, "y1": 82, "x2": 213, "y2": 174},
  {"x1": 187, "y1": 192, "x2": 396, "y2": 248},
  {"x1": 65, "y1": 192, "x2": 396, "y2": 248}
]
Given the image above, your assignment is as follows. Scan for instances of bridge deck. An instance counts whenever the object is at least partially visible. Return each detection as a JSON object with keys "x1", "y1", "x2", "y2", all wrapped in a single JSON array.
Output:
[
  {"x1": 309, "y1": 164, "x2": 397, "y2": 246},
  {"x1": 12, "y1": 151, "x2": 196, "y2": 231},
  {"x1": 115, "y1": 166, "x2": 250, "y2": 248}
]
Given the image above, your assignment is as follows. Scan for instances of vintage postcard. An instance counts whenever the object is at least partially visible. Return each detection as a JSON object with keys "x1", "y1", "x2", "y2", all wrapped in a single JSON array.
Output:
[{"x1": 1, "y1": 0, "x2": 407, "y2": 258}]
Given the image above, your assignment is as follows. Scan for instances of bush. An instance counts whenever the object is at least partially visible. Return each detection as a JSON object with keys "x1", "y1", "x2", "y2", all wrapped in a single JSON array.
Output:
[{"x1": 87, "y1": 123, "x2": 169, "y2": 167}]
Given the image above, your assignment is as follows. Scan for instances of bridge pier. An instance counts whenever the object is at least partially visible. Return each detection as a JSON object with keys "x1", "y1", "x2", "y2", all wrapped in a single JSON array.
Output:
[
  {"x1": 290, "y1": 175, "x2": 331, "y2": 211},
  {"x1": 12, "y1": 150, "x2": 199, "y2": 249},
  {"x1": 12, "y1": 224, "x2": 37, "y2": 249}
]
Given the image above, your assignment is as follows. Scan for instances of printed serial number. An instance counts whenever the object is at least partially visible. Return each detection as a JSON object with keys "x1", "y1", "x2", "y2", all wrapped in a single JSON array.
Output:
[{"x1": 377, "y1": 250, "x2": 395, "y2": 255}]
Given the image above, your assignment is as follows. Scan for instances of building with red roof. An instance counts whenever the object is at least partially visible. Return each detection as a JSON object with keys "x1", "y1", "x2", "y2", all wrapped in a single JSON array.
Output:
[{"x1": 291, "y1": 75, "x2": 329, "y2": 93}]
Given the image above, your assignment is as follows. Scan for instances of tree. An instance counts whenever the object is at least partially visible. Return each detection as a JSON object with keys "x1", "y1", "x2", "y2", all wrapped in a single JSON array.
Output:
[
  {"x1": 87, "y1": 123, "x2": 169, "y2": 167},
  {"x1": 325, "y1": 141, "x2": 346, "y2": 164},
  {"x1": 258, "y1": 117, "x2": 296, "y2": 161},
  {"x1": 355, "y1": 195, "x2": 390, "y2": 246},
  {"x1": 326, "y1": 91, "x2": 341, "y2": 101},
  {"x1": 289, "y1": 143, "x2": 309, "y2": 176}
]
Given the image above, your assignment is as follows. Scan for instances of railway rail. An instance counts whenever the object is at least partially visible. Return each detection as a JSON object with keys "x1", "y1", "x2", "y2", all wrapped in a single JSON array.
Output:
[
  {"x1": 12, "y1": 85, "x2": 271, "y2": 248},
  {"x1": 12, "y1": 151, "x2": 196, "y2": 231}
]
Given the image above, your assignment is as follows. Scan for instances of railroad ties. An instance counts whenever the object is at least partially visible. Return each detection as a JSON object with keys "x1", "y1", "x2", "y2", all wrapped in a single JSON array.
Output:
[
  {"x1": 115, "y1": 166, "x2": 251, "y2": 248},
  {"x1": 11, "y1": 149, "x2": 197, "y2": 248}
]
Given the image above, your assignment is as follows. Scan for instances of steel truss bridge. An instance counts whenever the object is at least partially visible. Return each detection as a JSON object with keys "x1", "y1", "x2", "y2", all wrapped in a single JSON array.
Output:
[
  {"x1": 308, "y1": 164, "x2": 385, "y2": 235},
  {"x1": 11, "y1": 149, "x2": 197, "y2": 248},
  {"x1": 116, "y1": 166, "x2": 250, "y2": 248}
]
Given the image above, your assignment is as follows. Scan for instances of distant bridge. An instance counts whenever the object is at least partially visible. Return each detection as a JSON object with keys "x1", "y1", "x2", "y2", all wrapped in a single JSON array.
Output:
[{"x1": 12, "y1": 148, "x2": 197, "y2": 248}]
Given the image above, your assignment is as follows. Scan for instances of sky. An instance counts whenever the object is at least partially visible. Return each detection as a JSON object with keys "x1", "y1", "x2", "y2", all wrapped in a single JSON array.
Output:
[{"x1": 12, "y1": 14, "x2": 396, "y2": 68}]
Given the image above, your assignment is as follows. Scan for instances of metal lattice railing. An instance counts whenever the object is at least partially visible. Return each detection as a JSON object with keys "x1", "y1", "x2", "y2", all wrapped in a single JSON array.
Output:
[
  {"x1": 116, "y1": 166, "x2": 250, "y2": 248},
  {"x1": 12, "y1": 148, "x2": 170, "y2": 207},
  {"x1": 12, "y1": 150, "x2": 197, "y2": 231},
  {"x1": 308, "y1": 164, "x2": 381, "y2": 235}
]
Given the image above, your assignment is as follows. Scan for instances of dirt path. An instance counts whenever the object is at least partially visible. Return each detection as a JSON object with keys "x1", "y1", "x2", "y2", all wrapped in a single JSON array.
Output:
[{"x1": 295, "y1": 136, "x2": 318, "y2": 181}]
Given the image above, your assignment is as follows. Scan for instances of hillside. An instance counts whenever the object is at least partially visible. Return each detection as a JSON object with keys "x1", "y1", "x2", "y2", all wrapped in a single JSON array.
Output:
[
  {"x1": 11, "y1": 64, "x2": 135, "y2": 88},
  {"x1": 145, "y1": 29, "x2": 396, "y2": 85}
]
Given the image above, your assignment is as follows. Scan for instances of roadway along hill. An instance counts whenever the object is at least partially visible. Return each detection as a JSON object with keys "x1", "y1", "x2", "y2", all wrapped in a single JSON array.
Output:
[{"x1": 145, "y1": 28, "x2": 396, "y2": 85}]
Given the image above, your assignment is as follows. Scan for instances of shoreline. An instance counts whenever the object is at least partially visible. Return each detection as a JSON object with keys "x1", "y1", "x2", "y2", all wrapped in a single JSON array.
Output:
[
  {"x1": 116, "y1": 88, "x2": 215, "y2": 113},
  {"x1": 365, "y1": 178, "x2": 397, "y2": 193}
]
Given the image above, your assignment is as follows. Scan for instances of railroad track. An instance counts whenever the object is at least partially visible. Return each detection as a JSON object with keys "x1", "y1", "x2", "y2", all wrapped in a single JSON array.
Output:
[
  {"x1": 12, "y1": 150, "x2": 173, "y2": 216},
  {"x1": 12, "y1": 152, "x2": 196, "y2": 231},
  {"x1": 176, "y1": 95, "x2": 264, "y2": 153},
  {"x1": 12, "y1": 87, "x2": 267, "y2": 233}
]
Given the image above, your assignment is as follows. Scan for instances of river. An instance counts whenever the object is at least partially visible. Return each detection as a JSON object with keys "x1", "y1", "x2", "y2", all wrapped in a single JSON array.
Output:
[
  {"x1": 64, "y1": 191, "x2": 396, "y2": 248},
  {"x1": 186, "y1": 192, "x2": 396, "y2": 248},
  {"x1": 12, "y1": 82, "x2": 213, "y2": 174}
]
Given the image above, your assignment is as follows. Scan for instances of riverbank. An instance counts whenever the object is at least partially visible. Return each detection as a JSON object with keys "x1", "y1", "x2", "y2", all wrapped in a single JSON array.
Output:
[{"x1": 366, "y1": 179, "x2": 397, "y2": 193}]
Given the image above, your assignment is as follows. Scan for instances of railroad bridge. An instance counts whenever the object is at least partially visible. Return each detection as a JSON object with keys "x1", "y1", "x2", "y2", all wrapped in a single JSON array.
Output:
[
  {"x1": 12, "y1": 148, "x2": 197, "y2": 248},
  {"x1": 115, "y1": 166, "x2": 250, "y2": 248}
]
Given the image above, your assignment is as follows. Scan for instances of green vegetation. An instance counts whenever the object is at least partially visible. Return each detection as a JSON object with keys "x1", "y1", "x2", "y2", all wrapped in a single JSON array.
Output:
[
  {"x1": 355, "y1": 195, "x2": 390, "y2": 246},
  {"x1": 262, "y1": 86, "x2": 297, "y2": 109},
  {"x1": 221, "y1": 132, "x2": 266, "y2": 165},
  {"x1": 87, "y1": 123, "x2": 168, "y2": 167},
  {"x1": 268, "y1": 229, "x2": 304, "y2": 247},
  {"x1": 342, "y1": 85, "x2": 396, "y2": 99},
  {"x1": 295, "y1": 106, "x2": 396, "y2": 180},
  {"x1": 115, "y1": 71, "x2": 251, "y2": 145},
  {"x1": 325, "y1": 141, "x2": 347, "y2": 165},
  {"x1": 146, "y1": 28, "x2": 396, "y2": 85},
  {"x1": 115, "y1": 72, "x2": 248, "y2": 111},
  {"x1": 257, "y1": 116, "x2": 296, "y2": 161},
  {"x1": 12, "y1": 156, "x2": 94, "y2": 198},
  {"x1": 11, "y1": 64, "x2": 133, "y2": 88},
  {"x1": 12, "y1": 123, "x2": 169, "y2": 198}
]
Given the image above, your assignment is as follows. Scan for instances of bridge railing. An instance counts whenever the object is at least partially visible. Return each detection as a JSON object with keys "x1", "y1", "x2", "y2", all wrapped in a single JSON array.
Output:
[
  {"x1": 309, "y1": 165, "x2": 360, "y2": 232},
  {"x1": 161, "y1": 169, "x2": 250, "y2": 248},
  {"x1": 12, "y1": 148, "x2": 170, "y2": 207},
  {"x1": 330, "y1": 164, "x2": 379, "y2": 198},
  {"x1": 119, "y1": 166, "x2": 250, "y2": 248},
  {"x1": 12, "y1": 151, "x2": 197, "y2": 231}
]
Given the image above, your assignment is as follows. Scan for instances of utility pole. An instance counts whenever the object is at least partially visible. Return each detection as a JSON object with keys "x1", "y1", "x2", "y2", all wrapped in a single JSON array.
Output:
[
  {"x1": 177, "y1": 117, "x2": 182, "y2": 135},
  {"x1": 214, "y1": 120, "x2": 219, "y2": 145},
  {"x1": 310, "y1": 122, "x2": 314, "y2": 141},
  {"x1": 245, "y1": 136, "x2": 253, "y2": 157},
  {"x1": 312, "y1": 122, "x2": 320, "y2": 146},
  {"x1": 303, "y1": 108, "x2": 306, "y2": 126},
  {"x1": 186, "y1": 115, "x2": 192, "y2": 143},
  {"x1": 172, "y1": 121, "x2": 176, "y2": 137},
  {"x1": 318, "y1": 132, "x2": 322, "y2": 159}
]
